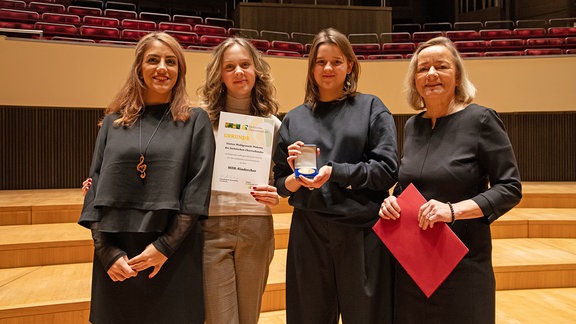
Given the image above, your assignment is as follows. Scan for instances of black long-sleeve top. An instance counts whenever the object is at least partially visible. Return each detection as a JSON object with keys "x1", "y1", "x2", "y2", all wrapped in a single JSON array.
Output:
[
  {"x1": 79, "y1": 104, "x2": 215, "y2": 230},
  {"x1": 273, "y1": 93, "x2": 398, "y2": 228}
]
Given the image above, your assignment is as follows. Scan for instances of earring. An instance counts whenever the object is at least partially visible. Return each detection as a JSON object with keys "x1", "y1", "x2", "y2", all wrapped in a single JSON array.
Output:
[{"x1": 344, "y1": 74, "x2": 352, "y2": 91}]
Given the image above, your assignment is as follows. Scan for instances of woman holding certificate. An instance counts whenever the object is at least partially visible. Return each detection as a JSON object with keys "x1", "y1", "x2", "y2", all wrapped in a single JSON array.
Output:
[
  {"x1": 197, "y1": 37, "x2": 281, "y2": 324},
  {"x1": 273, "y1": 28, "x2": 398, "y2": 324},
  {"x1": 378, "y1": 36, "x2": 522, "y2": 323}
]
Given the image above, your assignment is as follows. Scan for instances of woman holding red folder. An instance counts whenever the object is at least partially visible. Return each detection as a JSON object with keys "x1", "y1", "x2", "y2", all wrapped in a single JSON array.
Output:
[{"x1": 379, "y1": 36, "x2": 522, "y2": 323}]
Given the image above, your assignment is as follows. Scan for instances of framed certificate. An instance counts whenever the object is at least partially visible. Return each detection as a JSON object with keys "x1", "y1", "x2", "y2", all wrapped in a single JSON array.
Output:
[{"x1": 211, "y1": 112, "x2": 275, "y2": 194}]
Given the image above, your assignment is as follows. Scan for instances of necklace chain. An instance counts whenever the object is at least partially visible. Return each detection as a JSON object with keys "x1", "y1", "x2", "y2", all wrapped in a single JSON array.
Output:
[{"x1": 136, "y1": 107, "x2": 170, "y2": 179}]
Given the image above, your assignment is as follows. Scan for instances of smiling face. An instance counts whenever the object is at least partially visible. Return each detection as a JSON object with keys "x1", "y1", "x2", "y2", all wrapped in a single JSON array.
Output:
[
  {"x1": 141, "y1": 40, "x2": 178, "y2": 104},
  {"x1": 312, "y1": 43, "x2": 353, "y2": 102},
  {"x1": 221, "y1": 44, "x2": 256, "y2": 99},
  {"x1": 415, "y1": 45, "x2": 458, "y2": 105}
]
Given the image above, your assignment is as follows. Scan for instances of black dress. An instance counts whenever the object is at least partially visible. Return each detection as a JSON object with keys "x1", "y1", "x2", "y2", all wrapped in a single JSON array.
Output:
[
  {"x1": 393, "y1": 104, "x2": 522, "y2": 324},
  {"x1": 79, "y1": 104, "x2": 215, "y2": 324}
]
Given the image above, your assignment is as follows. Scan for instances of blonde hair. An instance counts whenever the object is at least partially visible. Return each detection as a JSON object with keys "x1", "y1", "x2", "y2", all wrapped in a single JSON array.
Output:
[
  {"x1": 198, "y1": 37, "x2": 279, "y2": 125},
  {"x1": 304, "y1": 28, "x2": 360, "y2": 110},
  {"x1": 405, "y1": 36, "x2": 476, "y2": 110},
  {"x1": 104, "y1": 32, "x2": 191, "y2": 126}
]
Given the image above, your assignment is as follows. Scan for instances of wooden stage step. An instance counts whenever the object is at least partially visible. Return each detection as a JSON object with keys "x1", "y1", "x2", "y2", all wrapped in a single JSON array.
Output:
[
  {"x1": 491, "y1": 208, "x2": 576, "y2": 239},
  {"x1": 2, "y1": 238, "x2": 575, "y2": 322},
  {"x1": 259, "y1": 287, "x2": 576, "y2": 324}
]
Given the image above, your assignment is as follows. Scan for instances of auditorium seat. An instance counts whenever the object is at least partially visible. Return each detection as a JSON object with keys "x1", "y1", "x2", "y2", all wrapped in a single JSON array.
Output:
[
  {"x1": 423, "y1": 22, "x2": 452, "y2": 31},
  {"x1": 367, "y1": 54, "x2": 404, "y2": 60},
  {"x1": 79, "y1": 25, "x2": 119, "y2": 40},
  {"x1": 350, "y1": 43, "x2": 381, "y2": 55},
  {"x1": 198, "y1": 34, "x2": 228, "y2": 47},
  {"x1": 515, "y1": 19, "x2": 548, "y2": 29},
  {"x1": 525, "y1": 37, "x2": 564, "y2": 49},
  {"x1": 459, "y1": 52, "x2": 484, "y2": 58},
  {"x1": 228, "y1": 27, "x2": 259, "y2": 39},
  {"x1": 445, "y1": 30, "x2": 480, "y2": 41},
  {"x1": 187, "y1": 44, "x2": 212, "y2": 51},
  {"x1": 484, "y1": 51, "x2": 524, "y2": 57},
  {"x1": 513, "y1": 27, "x2": 547, "y2": 39},
  {"x1": 138, "y1": 11, "x2": 170, "y2": 23},
  {"x1": 121, "y1": 19, "x2": 156, "y2": 31},
  {"x1": 0, "y1": 8, "x2": 39, "y2": 23},
  {"x1": 67, "y1": 5, "x2": 102, "y2": 17},
  {"x1": 51, "y1": 36, "x2": 95, "y2": 43},
  {"x1": 103, "y1": 1, "x2": 136, "y2": 12},
  {"x1": 524, "y1": 48, "x2": 564, "y2": 56},
  {"x1": 103, "y1": 8, "x2": 136, "y2": 21},
  {"x1": 381, "y1": 42, "x2": 415, "y2": 55},
  {"x1": 290, "y1": 31, "x2": 314, "y2": 45},
  {"x1": 488, "y1": 38, "x2": 524, "y2": 51},
  {"x1": 34, "y1": 21, "x2": 78, "y2": 38},
  {"x1": 172, "y1": 14, "x2": 202, "y2": 26},
  {"x1": 565, "y1": 37, "x2": 576, "y2": 49},
  {"x1": 120, "y1": 28, "x2": 149, "y2": 41},
  {"x1": 28, "y1": 1, "x2": 65, "y2": 14},
  {"x1": 249, "y1": 38, "x2": 270, "y2": 52},
  {"x1": 72, "y1": 0, "x2": 103, "y2": 9},
  {"x1": 99, "y1": 39, "x2": 136, "y2": 46},
  {"x1": 165, "y1": 30, "x2": 199, "y2": 46},
  {"x1": 265, "y1": 49, "x2": 301, "y2": 57},
  {"x1": 194, "y1": 24, "x2": 227, "y2": 36},
  {"x1": 566, "y1": 49, "x2": 576, "y2": 55},
  {"x1": 412, "y1": 31, "x2": 443, "y2": 42},
  {"x1": 348, "y1": 32, "x2": 379, "y2": 44},
  {"x1": 41, "y1": 12, "x2": 81, "y2": 26},
  {"x1": 380, "y1": 32, "x2": 411, "y2": 43},
  {"x1": 0, "y1": 19, "x2": 33, "y2": 29},
  {"x1": 392, "y1": 23, "x2": 421, "y2": 33},
  {"x1": 82, "y1": 15, "x2": 119, "y2": 28},
  {"x1": 0, "y1": 0, "x2": 26, "y2": 9},
  {"x1": 260, "y1": 30, "x2": 290, "y2": 42},
  {"x1": 484, "y1": 20, "x2": 515, "y2": 30},
  {"x1": 454, "y1": 40, "x2": 487, "y2": 52},
  {"x1": 271, "y1": 40, "x2": 304, "y2": 53},
  {"x1": 453, "y1": 21, "x2": 483, "y2": 31},
  {"x1": 158, "y1": 21, "x2": 192, "y2": 33},
  {"x1": 548, "y1": 17, "x2": 576, "y2": 27},
  {"x1": 204, "y1": 17, "x2": 233, "y2": 29},
  {"x1": 547, "y1": 26, "x2": 576, "y2": 37},
  {"x1": 479, "y1": 28, "x2": 514, "y2": 39}
]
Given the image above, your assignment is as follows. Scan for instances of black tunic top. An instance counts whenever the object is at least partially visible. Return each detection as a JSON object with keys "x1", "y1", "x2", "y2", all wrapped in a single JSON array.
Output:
[
  {"x1": 393, "y1": 104, "x2": 522, "y2": 323},
  {"x1": 273, "y1": 93, "x2": 398, "y2": 227}
]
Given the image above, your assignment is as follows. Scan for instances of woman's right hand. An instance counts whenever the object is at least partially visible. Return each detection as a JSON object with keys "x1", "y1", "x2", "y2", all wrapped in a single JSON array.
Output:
[
  {"x1": 286, "y1": 141, "x2": 306, "y2": 171},
  {"x1": 107, "y1": 255, "x2": 138, "y2": 282},
  {"x1": 379, "y1": 196, "x2": 401, "y2": 220},
  {"x1": 81, "y1": 178, "x2": 92, "y2": 197}
]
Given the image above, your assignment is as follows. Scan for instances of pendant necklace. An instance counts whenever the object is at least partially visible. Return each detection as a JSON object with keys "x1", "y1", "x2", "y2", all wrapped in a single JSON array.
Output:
[{"x1": 137, "y1": 107, "x2": 170, "y2": 179}]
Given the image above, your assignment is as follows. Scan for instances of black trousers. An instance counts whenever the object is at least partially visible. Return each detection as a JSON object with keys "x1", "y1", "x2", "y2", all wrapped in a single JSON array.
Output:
[{"x1": 286, "y1": 209, "x2": 394, "y2": 324}]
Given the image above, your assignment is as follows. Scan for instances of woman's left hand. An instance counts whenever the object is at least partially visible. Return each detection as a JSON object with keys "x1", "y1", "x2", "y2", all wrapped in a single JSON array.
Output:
[
  {"x1": 298, "y1": 165, "x2": 332, "y2": 190},
  {"x1": 127, "y1": 244, "x2": 168, "y2": 279},
  {"x1": 251, "y1": 184, "x2": 280, "y2": 207},
  {"x1": 418, "y1": 199, "x2": 452, "y2": 230}
]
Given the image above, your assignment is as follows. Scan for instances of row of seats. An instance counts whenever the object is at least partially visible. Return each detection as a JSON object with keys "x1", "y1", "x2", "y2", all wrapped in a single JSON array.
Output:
[
  {"x1": 393, "y1": 17, "x2": 576, "y2": 32},
  {"x1": 0, "y1": 0, "x2": 233, "y2": 27}
]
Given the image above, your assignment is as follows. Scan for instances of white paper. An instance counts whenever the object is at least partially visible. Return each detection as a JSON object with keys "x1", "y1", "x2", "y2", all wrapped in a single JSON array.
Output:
[{"x1": 212, "y1": 112, "x2": 275, "y2": 194}]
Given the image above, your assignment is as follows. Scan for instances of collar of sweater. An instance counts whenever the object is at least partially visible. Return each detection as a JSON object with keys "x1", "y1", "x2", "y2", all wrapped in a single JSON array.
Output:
[{"x1": 225, "y1": 94, "x2": 251, "y2": 115}]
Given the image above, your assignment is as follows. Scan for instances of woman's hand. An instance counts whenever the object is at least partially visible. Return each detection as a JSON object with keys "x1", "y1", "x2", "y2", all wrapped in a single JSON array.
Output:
[
  {"x1": 286, "y1": 141, "x2": 305, "y2": 171},
  {"x1": 379, "y1": 196, "x2": 401, "y2": 220},
  {"x1": 251, "y1": 184, "x2": 280, "y2": 207},
  {"x1": 298, "y1": 165, "x2": 332, "y2": 190},
  {"x1": 107, "y1": 255, "x2": 137, "y2": 282},
  {"x1": 127, "y1": 244, "x2": 168, "y2": 279},
  {"x1": 81, "y1": 178, "x2": 92, "y2": 197},
  {"x1": 418, "y1": 199, "x2": 452, "y2": 230}
]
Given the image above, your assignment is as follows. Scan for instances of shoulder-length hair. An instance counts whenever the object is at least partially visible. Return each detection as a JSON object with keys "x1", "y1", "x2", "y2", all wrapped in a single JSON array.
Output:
[
  {"x1": 198, "y1": 37, "x2": 279, "y2": 125},
  {"x1": 104, "y1": 32, "x2": 191, "y2": 126},
  {"x1": 304, "y1": 28, "x2": 360, "y2": 110},
  {"x1": 405, "y1": 36, "x2": 476, "y2": 110}
]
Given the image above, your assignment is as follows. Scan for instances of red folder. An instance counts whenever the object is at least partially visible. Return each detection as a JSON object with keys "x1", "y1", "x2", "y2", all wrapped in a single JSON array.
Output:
[{"x1": 373, "y1": 183, "x2": 469, "y2": 297}]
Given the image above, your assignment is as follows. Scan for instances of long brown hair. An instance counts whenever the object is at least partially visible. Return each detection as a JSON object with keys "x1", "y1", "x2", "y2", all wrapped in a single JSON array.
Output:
[
  {"x1": 104, "y1": 32, "x2": 191, "y2": 126},
  {"x1": 198, "y1": 37, "x2": 279, "y2": 125},
  {"x1": 304, "y1": 28, "x2": 360, "y2": 110}
]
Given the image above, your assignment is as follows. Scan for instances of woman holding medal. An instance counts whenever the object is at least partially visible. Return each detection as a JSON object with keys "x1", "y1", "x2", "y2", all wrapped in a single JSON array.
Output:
[
  {"x1": 79, "y1": 32, "x2": 214, "y2": 323},
  {"x1": 272, "y1": 28, "x2": 399, "y2": 324},
  {"x1": 197, "y1": 37, "x2": 281, "y2": 324}
]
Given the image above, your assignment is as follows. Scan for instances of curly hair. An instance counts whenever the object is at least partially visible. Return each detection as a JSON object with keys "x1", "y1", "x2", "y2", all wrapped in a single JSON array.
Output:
[
  {"x1": 104, "y1": 32, "x2": 191, "y2": 126},
  {"x1": 304, "y1": 28, "x2": 360, "y2": 110},
  {"x1": 197, "y1": 37, "x2": 279, "y2": 125}
]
